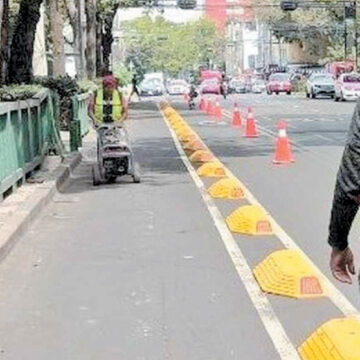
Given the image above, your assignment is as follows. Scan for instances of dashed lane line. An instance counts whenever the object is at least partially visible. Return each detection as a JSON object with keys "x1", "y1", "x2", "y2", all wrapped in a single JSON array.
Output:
[{"x1": 160, "y1": 107, "x2": 301, "y2": 360}]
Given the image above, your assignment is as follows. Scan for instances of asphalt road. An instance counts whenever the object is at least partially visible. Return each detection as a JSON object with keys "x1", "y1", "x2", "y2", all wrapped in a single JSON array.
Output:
[{"x1": 0, "y1": 94, "x2": 358, "y2": 359}]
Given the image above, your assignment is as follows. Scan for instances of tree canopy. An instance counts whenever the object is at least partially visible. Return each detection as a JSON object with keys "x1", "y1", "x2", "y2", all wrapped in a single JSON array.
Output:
[{"x1": 122, "y1": 16, "x2": 224, "y2": 76}]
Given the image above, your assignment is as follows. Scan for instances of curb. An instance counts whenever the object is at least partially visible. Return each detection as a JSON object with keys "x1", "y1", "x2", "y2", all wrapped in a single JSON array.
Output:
[{"x1": 0, "y1": 152, "x2": 82, "y2": 262}]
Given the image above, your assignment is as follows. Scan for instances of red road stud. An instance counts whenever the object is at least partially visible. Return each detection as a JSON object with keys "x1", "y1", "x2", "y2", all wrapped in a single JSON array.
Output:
[
  {"x1": 273, "y1": 121, "x2": 295, "y2": 164},
  {"x1": 232, "y1": 103, "x2": 241, "y2": 127},
  {"x1": 244, "y1": 107, "x2": 259, "y2": 138}
]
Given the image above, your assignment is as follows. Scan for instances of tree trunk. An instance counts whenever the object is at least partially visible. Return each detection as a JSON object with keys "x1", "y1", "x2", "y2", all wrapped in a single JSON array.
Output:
[
  {"x1": 0, "y1": 0, "x2": 4, "y2": 45},
  {"x1": 0, "y1": 0, "x2": 9, "y2": 84},
  {"x1": 102, "y1": 6, "x2": 118, "y2": 74},
  {"x1": 85, "y1": 0, "x2": 96, "y2": 79},
  {"x1": 49, "y1": 0, "x2": 65, "y2": 75},
  {"x1": 96, "y1": 12, "x2": 102, "y2": 76},
  {"x1": 77, "y1": 0, "x2": 87, "y2": 79},
  {"x1": 8, "y1": 0, "x2": 43, "y2": 84}
]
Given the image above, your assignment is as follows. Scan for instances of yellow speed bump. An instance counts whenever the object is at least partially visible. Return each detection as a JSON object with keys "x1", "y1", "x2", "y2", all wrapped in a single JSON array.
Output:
[
  {"x1": 253, "y1": 249, "x2": 324, "y2": 299},
  {"x1": 179, "y1": 133, "x2": 199, "y2": 144},
  {"x1": 176, "y1": 127, "x2": 193, "y2": 138},
  {"x1": 208, "y1": 177, "x2": 245, "y2": 199},
  {"x1": 226, "y1": 205, "x2": 273, "y2": 235},
  {"x1": 189, "y1": 150, "x2": 216, "y2": 163},
  {"x1": 299, "y1": 318, "x2": 360, "y2": 359},
  {"x1": 171, "y1": 121, "x2": 187, "y2": 130},
  {"x1": 197, "y1": 161, "x2": 226, "y2": 177},
  {"x1": 168, "y1": 115, "x2": 182, "y2": 125},
  {"x1": 184, "y1": 139, "x2": 207, "y2": 152},
  {"x1": 163, "y1": 107, "x2": 175, "y2": 117}
]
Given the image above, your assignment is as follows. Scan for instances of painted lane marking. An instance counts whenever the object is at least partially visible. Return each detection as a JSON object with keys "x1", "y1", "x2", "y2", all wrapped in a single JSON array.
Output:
[{"x1": 160, "y1": 107, "x2": 301, "y2": 360}]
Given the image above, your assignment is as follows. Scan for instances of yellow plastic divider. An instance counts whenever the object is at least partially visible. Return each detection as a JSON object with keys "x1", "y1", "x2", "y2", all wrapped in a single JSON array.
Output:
[
  {"x1": 226, "y1": 205, "x2": 273, "y2": 235},
  {"x1": 189, "y1": 150, "x2": 216, "y2": 163},
  {"x1": 253, "y1": 249, "x2": 324, "y2": 298},
  {"x1": 197, "y1": 161, "x2": 226, "y2": 177},
  {"x1": 179, "y1": 133, "x2": 199, "y2": 144},
  {"x1": 299, "y1": 318, "x2": 360, "y2": 359},
  {"x1": 208, "y1": 177, "x2": 245, "y2": 199},
  {"x1": 184, "y1": 139, "x2": 207, "y2": 152}
]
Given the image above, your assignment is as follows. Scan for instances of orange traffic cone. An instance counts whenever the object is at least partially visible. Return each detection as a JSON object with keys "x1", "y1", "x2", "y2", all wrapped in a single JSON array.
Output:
[
  {"x1": 273, "y1": 121, "x2": 294, "y2": 164},
  {"x1": 232, "y1": 102, "x2": 241, "y2": 127},
  {"x1": 199, "y1": 98, "x2": 205, "y2": 111},
  {"x1": 206, "y1": 100, "x2": 212, "y2": 115},
  {"x1": 244, "y1": 107, "x2": 259, "y2": 138},
  {"x1": 214, "y1": 99, "x2": 222, "y2": 120}
]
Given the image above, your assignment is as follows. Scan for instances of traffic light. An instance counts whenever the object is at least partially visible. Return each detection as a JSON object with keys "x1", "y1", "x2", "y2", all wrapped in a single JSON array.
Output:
[
  {"x1": 177, "y1": 0, "x2": 197, "y2": 9},
  {"x1": 345, "y1": 2, "x2": 356, "y2": 19},
  {"x1": 280, "y1": 1, "x2": 298, "y2": 11}
]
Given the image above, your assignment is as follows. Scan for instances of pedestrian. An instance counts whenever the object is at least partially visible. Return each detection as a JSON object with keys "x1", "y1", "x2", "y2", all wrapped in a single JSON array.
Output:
[
  {"x1": 328, "y1": 100, "x2": 360, "y2": 284},
  {"x1": 129, "y1": 74, "x2": 141, "y2": 102},
  {"x1": 89, "y1": 74, "x2": 128, "y2": 127}
]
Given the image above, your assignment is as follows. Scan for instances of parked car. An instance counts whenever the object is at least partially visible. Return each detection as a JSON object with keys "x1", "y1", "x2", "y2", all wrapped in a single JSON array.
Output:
[
  {"x1": 139, "y1": 79, "x2": 164, "y2": 96},
  {"x1": 334, "y1": 73, "x2": 360, "y2": 101},
  {"x1": 252, "y1": 80, "x2": 266, "y2": 93},
  {"x1": 228, "y1": 79, "x2": 246, "y2": 94},
  {"x1": 266, "y1": 73, "x2": 292, "y2": 95},
  {"x1": 200, "y1": 78, "x2": 221, "y2": 94},
  {"x1": 167, "y1": 79, "x2": 190, "y2": 95},
  {"x1": 306, "y1": 73, "x2": 335, "y2": 99}
]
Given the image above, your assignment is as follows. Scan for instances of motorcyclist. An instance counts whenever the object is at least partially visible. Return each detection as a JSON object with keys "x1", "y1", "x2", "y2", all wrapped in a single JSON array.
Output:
[
  {"x1": 89, "y1": 74, "x2": 128, "y2": 127},
  {"x1": 188, "y1": 84, "x2": 198, "y2": 109}
]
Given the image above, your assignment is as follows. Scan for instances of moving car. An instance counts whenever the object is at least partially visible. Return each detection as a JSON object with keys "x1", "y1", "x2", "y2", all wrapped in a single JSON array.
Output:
[
  {"x1": 334, "y1": 73, "x2": 360, "y2": 101},
  {"x1": 167, "y1": 79, "x2": 190, "y2": 95},
  {"x1": 139, "y1": 78, "x2": 164, "y2": 96},
  {"x1": 306, "y1": 73, "x2": 335, "y2": 99},
  {"x1": 228, "y1": 79, "x2": 246, "y2": 94},
  {"x1": 266, "y1": 73, "x2": 292, "y2": 95},
  {"x1": 252, "y1": 80, "x2": 266, "y2": 93},
  {"x1": 200, "y1": 78, "x2": 221, "y2": 95}
]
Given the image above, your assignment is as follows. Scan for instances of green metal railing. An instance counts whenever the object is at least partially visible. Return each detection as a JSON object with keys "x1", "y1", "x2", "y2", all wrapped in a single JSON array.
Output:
[
  {"x1": 70, "y1": 93, "x2": 92, "y2": 152},
  {"x1": 0, "y1": 89, "x2": 59, "y2": 200}
]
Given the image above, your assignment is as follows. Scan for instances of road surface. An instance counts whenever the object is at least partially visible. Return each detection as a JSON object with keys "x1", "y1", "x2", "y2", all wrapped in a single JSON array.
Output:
[{"x1": 0, "y1": 94, "x2": 358, "y2": 359}]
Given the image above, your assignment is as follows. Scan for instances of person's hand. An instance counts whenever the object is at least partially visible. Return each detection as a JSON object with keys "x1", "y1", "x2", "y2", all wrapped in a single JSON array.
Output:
[{"x1": 330, "y1": 247, "x2": 355, "y2": 284}]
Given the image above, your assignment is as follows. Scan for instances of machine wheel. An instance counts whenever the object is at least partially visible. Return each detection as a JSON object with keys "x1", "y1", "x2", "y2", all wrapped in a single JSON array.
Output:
[
  {"x1": 132, "y1": 163, "x2": 141, "y2": 183},
  {"x1": 276, "y1": 92, "x2": 279, "y2": 95},
  {"x1": 92, "y1": 165, "x2": 101, "y2": 186},
  {"x1": 287, "y1": 91, "x2": 292, "y2": 95},
  {"x1": 311, "y1": 91, "x2": 316, "y2": 99},
  {"x1": 306, "y1": 92, "x2": 310, "y2": 98},
  {"x1": 133, "y1": 173, "x2": 141, "y2": 183}
]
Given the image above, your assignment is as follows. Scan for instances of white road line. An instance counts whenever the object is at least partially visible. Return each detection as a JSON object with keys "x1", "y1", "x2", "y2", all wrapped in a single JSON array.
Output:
[
  {"x1": 200, "y1": 108, "x2": 360, "y2": 319},
  {"x1": 160, "y1": 108, "x2": 301, "y2": 360}
]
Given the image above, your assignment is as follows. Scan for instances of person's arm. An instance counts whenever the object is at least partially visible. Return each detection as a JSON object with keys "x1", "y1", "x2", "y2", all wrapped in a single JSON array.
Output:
[{"x1": 328, "y1": 100, "x2": 360, "y2": 283}]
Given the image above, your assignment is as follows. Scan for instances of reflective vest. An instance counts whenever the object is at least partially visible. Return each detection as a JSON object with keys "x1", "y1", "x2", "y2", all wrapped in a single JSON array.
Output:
[{"x1": 94, "y1": 88, "x2": 123, "y2": 123}]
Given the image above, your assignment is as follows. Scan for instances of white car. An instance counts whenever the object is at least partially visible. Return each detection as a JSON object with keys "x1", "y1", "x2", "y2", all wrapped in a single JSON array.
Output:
[
  {"x1": 167, "y1": 80, "x2": 190, "y2": 95},
  {"x1": 306, "y1": 73, "x2": 335, "y2": 99},
  {"x1": 334, "y1": 73, "x2": 360, "y2": 101},
  {"x1": 252, "y1": 80, "x2": 266, "y2": 93}
]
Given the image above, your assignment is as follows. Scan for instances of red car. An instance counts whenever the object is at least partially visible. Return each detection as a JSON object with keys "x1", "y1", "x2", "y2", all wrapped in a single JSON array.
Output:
[
  {"x1": 266, "y1": 73, "x2": 292, "y2": 95},
  {"x1": 200, "y1": 78, "x2": 221, "y2": 95}
]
